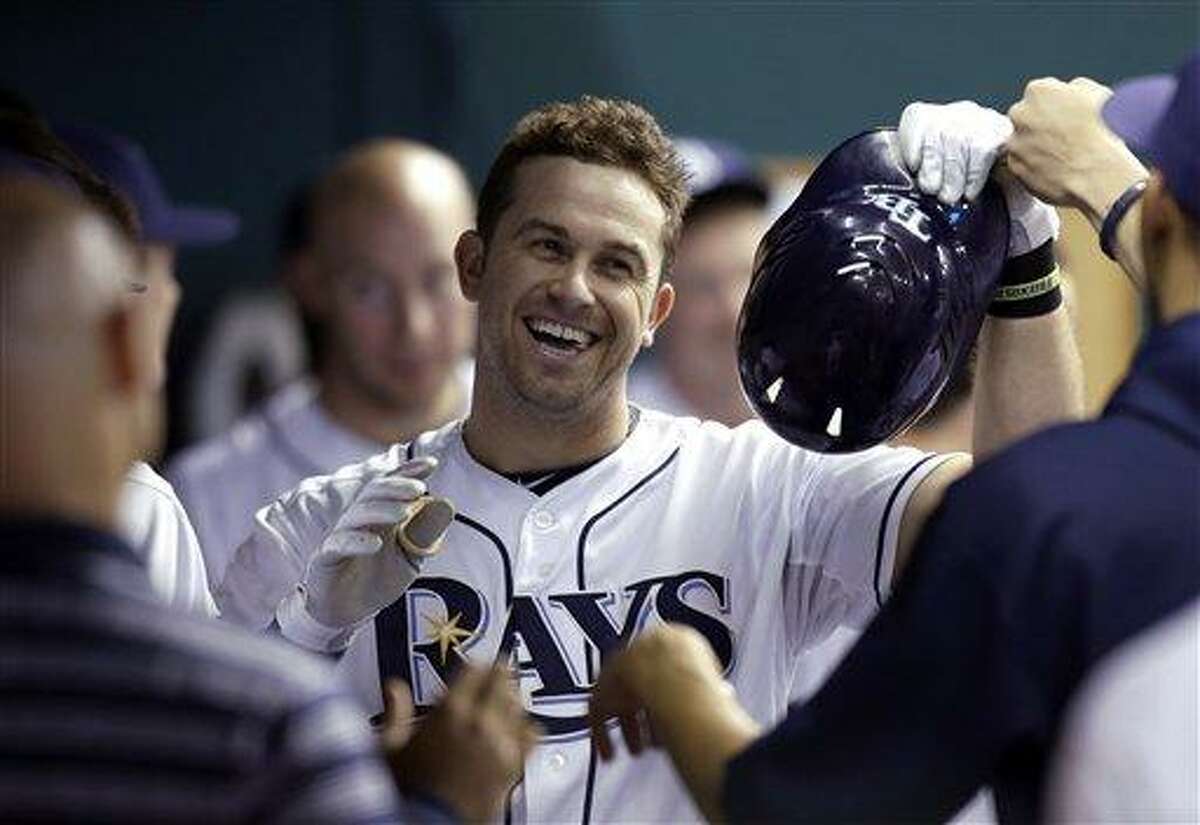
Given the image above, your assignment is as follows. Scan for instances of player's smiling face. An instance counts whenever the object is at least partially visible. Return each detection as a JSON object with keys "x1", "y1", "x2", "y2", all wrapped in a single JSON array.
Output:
[{"x1": 458, "y1": 156, "x2": 674, "y2": 418}]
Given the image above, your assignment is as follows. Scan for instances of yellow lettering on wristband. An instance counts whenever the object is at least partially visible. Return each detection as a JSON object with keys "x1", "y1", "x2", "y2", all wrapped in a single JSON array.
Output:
[{"x1": 992, "y1": 267, "x2": 1061, "y2": 303}]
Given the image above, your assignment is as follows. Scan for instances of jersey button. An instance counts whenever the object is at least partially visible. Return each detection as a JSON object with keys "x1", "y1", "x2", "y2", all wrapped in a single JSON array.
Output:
[
  {"x1": 531, "y1": 510, "x2": 556, "y2": 531},
  {"x1": 547, "y1": 751, "x2": 568, "y2": 771},
  {"x1": 537, "y1": 562, "x2": 553, "y2": 578}
]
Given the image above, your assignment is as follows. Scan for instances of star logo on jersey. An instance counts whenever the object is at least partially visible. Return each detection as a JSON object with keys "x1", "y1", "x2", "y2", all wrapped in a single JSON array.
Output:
[{"x1": 423, "y1": 611, "x2": 473, "y2": 664}]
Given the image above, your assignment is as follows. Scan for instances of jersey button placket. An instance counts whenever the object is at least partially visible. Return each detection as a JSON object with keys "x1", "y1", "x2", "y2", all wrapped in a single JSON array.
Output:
[{"x1": 518, "y1": 508, "x2": 558, "y2": 590}]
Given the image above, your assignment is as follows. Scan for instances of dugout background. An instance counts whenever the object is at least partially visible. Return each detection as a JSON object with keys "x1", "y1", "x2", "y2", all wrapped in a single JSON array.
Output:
[{"x1": 2, "y1": 1, "x2": 1196, "y2": 454}]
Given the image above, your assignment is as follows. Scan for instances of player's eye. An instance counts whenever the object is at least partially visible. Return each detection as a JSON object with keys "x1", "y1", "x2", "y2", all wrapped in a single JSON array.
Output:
[
  {"x1": 532, "y1": 237, "x2": 568, "y2": 259},
  {"x1": 598, "y1": 256, "x2": 634, "y2": 278},
  {"x1": 347, "y1": 274, "x2": 392, "y2": 304}
]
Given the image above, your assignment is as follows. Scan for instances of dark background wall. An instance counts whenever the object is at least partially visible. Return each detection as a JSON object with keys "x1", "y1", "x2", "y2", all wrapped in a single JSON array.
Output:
[{"x1": 3, "y1": 0, "x2": 1196, "y2": 449}]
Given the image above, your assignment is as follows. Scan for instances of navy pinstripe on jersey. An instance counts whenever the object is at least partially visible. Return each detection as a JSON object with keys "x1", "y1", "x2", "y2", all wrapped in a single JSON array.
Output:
[{"x1": 0, "y1": 519, "x2": 408, "y2": 824}]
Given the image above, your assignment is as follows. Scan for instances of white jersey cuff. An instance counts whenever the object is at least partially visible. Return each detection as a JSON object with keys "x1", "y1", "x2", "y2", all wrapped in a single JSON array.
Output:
[{"x1": 275, "y1": 588, "x2": 369, "y2": 653}]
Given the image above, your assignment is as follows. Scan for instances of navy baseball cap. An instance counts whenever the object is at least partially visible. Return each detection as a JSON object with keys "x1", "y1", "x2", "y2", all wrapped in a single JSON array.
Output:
[
  {"x1": 1102, "y1": 50, "x2": 1199, "y2": 222},
  {"x1": 56, "y1": 123, "x2": 239, "y2": 246},
  {"x1": 674, "y1": 136, "x2": 770, "y2": 207}
]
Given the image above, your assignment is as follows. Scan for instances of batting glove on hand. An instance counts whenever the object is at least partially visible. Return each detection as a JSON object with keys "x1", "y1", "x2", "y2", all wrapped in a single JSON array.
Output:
[
  {"x1": 899, "y1": 100, "x2": 1012, "y2": 204},
  {"x1": 277, "y1": 457, "x2": 455, "y2": 651},
  {"x1": 899, "y1": 100, "x2": 1059, "y2": 257}
]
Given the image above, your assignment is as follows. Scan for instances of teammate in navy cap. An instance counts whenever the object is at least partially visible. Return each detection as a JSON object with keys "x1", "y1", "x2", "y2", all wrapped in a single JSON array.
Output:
[
  {"x1": 56, "y1": 124, "x2": 242, "y2": 618},
  {"x1": 587, "y1": 53, "x2": 1200, "y2": 824}
]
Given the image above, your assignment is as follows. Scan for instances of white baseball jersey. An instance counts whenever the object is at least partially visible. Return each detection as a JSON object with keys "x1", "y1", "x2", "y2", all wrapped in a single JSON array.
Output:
[
  {"x1": 218, "y1": 409, "x2": 950, "y2": 823},
  {"x1": 167, "y1": 366, "x2": 472, "y2": 585},
  {"x1": 118, "y1": 461, "x2": 217, "y2": 618},
  {"x1": 1046, "y1": 600, "x2": 1200, "y2": 824}
]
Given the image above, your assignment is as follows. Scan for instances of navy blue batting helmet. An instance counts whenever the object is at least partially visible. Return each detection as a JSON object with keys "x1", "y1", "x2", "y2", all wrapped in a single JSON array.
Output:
[{"x1": 737, "y1": 128, "x2": 1009, "y2": 453}]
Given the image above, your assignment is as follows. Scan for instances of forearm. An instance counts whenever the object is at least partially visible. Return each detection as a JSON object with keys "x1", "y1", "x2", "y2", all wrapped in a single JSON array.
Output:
[
  {"x1": 645, "y1": 681, "x2": 761, "y2": 822},
  {"x1": 1071, "y1": 152, "x2": 1150, "y2": 289},
  {"x1": 972, "y1": 306, "x2": 1084, "y2": 460}
]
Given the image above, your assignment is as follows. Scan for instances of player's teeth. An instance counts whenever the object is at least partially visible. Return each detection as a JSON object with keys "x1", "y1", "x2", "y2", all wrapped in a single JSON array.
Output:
[{"x1": 530, "y1": 318, "x2": 591, "y2": 344}]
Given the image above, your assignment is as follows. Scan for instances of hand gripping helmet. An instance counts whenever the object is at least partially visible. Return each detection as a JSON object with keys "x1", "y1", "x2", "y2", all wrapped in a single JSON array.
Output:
[{"x1": 737, "y1": 128, "x2": 1009, "y2": 452}]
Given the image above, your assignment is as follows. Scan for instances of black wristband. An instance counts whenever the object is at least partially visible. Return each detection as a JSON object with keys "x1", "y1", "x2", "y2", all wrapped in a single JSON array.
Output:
[
  {"x1": 1099, "y1": 178, "x2": 1148, "y2": 260},
  {"x1": 989, "y1": 240, "x2": 1062, "y2": 318}
]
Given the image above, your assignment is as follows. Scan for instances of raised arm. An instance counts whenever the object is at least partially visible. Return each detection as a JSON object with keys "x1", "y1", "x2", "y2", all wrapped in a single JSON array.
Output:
[
  {"x1": 1006, "y1": 78, "x2": 1151, "y2": 288},
  {"x1": 894, "y1": 101, "x2": 1085, "y2": 579}
]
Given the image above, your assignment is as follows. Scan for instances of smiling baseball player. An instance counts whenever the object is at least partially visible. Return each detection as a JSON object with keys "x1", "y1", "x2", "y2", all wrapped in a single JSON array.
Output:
[{"x1": 215, "y1": 96, "x2": 1082, "y2": 823}]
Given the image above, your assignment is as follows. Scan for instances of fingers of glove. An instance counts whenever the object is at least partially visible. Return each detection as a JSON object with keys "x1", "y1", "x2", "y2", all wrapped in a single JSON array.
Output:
[
  {"x1": 918, "y1": 132, "x2": 945, "y2": 197},
  {"x1": 898, "y1": 102, "x2": 931, "y2": 172},
  {"x1": 938, "y1": 131, "x2": 967, "y2": 204},
  {"x1": 358, "y1": 474, "x2": 428, "y2": 506},
  {"x1": 398, "y1": 496, "x2": 455, "y2": 556},
  {"x1": 964, "y1": 142, "x2": 997, "y2": 201},
  {"x1": 391, "y1": 456, "x2": 438, "y2": 482},
  {"x1": 336, "y1": 499, "x2": 419, "y2": 534},
  {"x1": 320, "y1": 528, "x2": 384, "y2": 560}
]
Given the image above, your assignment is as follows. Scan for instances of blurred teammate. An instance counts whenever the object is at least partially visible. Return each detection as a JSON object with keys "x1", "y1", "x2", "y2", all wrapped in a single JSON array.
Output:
[
  {"x1": 0, "y1": 176, "x2": 540, "y2": 822},
  {"x1": 217, "y1": 95, "x2": 1080, "y2": 823},
  {"x1": 62, "y1": 124, "x2": 239, "y2": 617},
  {"x1": 1047, "y1": 599, "x2": 1198, "y2": 822},
  {"x1": 628, "y1": 137, "x2": 768, "y2": 425},
  {"x1": 168, "y1": 140, "x2": 476, "y2": 582},
  {"x1": 1, "y1": 102, "x2": 226, "y2": 617},
  {"x1": 587, "y1": 54, "x2": 1200, "y2": 823}
]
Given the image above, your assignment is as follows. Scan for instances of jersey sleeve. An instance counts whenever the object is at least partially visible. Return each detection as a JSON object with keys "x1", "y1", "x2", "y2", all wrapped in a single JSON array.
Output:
[
  {"x1": 726, "y1": 497, "x2": 1015, "y2": 823},
  {"x1": 214, "y1": 452, "x2": 400, "y2": 631},
  {"x1": 782, "y1": 445, "x2": 955, "y2": 652},
  {"x1": 119, "y1": 464, "x2": 218, "y2": 619}
]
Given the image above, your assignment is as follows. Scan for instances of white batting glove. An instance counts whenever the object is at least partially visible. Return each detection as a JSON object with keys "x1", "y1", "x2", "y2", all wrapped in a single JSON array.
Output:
[
  {"x1": 276, "y1": 456, "x2": 455, "y2": 651},
  {"x1": 900, "y1": 100, "x2": 1012, "y2": 203},
  {"x1": 899, "y1": 100, "x2": 1059, "y2": 256}
]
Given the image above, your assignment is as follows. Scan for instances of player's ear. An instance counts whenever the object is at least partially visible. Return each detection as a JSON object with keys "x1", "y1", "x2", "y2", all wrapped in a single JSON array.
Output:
[
  {"x1": 456, "y1": 230, "x2": 485, "y2": 303},
  {"x1": 646, "y1": 281, "x2": 675, "y2": 336},
  {"x1": 100, "y1": 300, "x2": 149, "y2": 397}
]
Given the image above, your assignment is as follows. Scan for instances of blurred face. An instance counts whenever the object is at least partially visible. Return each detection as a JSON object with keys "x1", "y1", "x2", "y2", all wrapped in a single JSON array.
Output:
[
  {"x1": 661, "y1": 204, "x2": 764, "y2": 382},
  {"x1": 313, "y1": 198, "x2": 474, "y2": 411},
  {"x1": 459, "y1": 156, "x2": 673, "y2": 418},
  {"x1": 131, "y1": 243, "x2": 180, "y2": 392}
]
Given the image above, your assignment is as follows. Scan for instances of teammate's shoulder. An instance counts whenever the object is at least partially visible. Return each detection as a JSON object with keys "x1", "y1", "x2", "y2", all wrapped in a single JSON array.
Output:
[
  {"x1": 124, "y1": 461, "x2": 177, "y2": 499},
  {"x1": 124, "y1": 595, "x2": 339, "y2": 706},
  {"x1": 168, "y1": 384, "x2": 316, "y2": 481}
]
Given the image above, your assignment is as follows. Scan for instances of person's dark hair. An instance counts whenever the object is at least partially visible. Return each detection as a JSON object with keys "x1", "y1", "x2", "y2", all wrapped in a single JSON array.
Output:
[
  {"x1": 0, "y1": 90, "x2": 139, "y2": 239},
  {"x1": 683, "y1": 184, "x2": 769, "y2": 228},
  {"x1": 477, "y1": 95, "x2": 690, "y2": 274},
  {"x1": 275, "y1": 181, "x2": 326, "y2": 370},
  {"x1": 277, "y1": 181, "x2": 313, "y2": 258}
]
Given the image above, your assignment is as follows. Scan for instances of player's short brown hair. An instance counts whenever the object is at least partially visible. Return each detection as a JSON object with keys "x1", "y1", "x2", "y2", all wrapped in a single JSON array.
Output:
[{"x1": 476, "y1": 95, "x2": 690, "y2": 276}]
